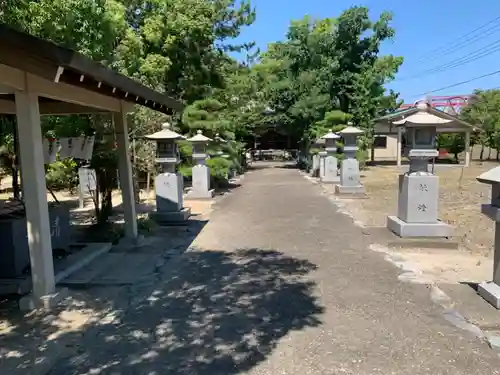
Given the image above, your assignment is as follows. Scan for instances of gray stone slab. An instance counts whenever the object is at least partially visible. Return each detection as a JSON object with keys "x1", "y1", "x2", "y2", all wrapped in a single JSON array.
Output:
[
  {"x1": 397, "y1": 174, "x2": 439, "y2": 223},
  {"x1": 335, "y1": 184, "x2": 366, "y2": 197},
  {"x1": 387, "y1": 215, "x2": 453, "y2": 238},
  {"x1": 479, "y1": 281, "x2": 500, "y2": 309},
  {"x1": 149, "y1": 207, "x2": 191, "y2": 224},
  {"x1": 156, "y1": 172, "x2": 183, "y2": 212},
  {"x1": 185, "y1": 189, "x2": 214, "y2": 200},
  {"x1": 339, "y1": 158, "x2": 361, "y2": 187}
]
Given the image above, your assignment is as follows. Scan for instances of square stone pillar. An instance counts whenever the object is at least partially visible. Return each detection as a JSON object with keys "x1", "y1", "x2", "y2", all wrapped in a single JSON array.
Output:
[
  {"x1": 476, "y1": 168, "x2": 500, "y2": 308},
  {"x1": 310, "y1": 153, "x2": 320, "y2": 177},
  {"x1": 15, "y1": 91, "x2": 65, "y2": 310},
  {"x1": 114, "y1": 103, "x2": 138, "y2": 238},
  {"x1": 318, "y1": 150, "x2": 327, "y2": 180}
]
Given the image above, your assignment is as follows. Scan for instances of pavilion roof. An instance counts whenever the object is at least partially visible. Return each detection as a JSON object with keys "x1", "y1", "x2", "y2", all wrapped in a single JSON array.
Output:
[{"x1": 0, "y1": 24, "x2": 182, "y2": 114}]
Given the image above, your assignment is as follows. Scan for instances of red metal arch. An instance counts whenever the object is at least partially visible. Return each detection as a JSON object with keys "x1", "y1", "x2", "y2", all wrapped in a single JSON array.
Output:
[{"x1": 400, "y1": 95, "x2": 472, "y2": 114}]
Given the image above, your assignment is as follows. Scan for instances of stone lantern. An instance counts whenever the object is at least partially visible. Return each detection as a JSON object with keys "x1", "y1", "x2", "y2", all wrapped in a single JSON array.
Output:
[
  {"x1": 386, "y1": 105, "x2": 452, "y2": 237},
  {"x1": 335, "y1": 124, "x2": 365, "y2": 195},
  {"x1": 320, "y1": 129, "x2": 340, "y2": 183},
  {"x1": 146, "y1": 122, "x2": 191, "y2": 223},
  {"x1": 186, "y1": 130, "x2": 214, "y2": 199},
  {"x1": 476, "y1": 166, "x2": 500, "y2": 308}
]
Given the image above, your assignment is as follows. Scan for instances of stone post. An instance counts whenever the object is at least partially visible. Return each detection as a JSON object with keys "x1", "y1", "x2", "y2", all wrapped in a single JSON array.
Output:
[
  {"x1": 318, "y1": 145, "x2": 326, "y2": 180},
  {"x1": 476, "y1": 166, "x2": 500, "y2": 308},
  {"x1": 387, "y1": 125, "x2": 452, "y2": 237},
  {"x1": 186, "y1": 130, "x2": 214, "y2": 199},
  {"x1": 310, "y1": 138, "x2": 322, "y2": 177},
  {"x1": 321, "y1": 130, "x2": 340, "y2": 183},
  {"x1": 146, "y1": 123, "x2": 191, "y2": 224},
  {"x1": 335, "y1": 125, "x2": 365, "y2": 196}
]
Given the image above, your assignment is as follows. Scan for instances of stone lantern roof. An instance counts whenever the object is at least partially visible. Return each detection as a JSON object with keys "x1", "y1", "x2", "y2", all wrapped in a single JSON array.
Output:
[
  {"x1": 187, "y1": 130, "x2": 212, "y2": 143},
  {"x1": 146, "y1": 122, "x2": 186, "y2": 140},
  {"x1": 321, "y1": 129, "x2": 341, "y2": 139},
  {"x1": 339, "y1": 125, "x2": 364, "y2": 135}
]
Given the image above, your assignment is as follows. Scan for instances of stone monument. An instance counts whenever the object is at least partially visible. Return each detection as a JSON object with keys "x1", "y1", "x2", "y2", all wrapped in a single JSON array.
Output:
[
  {"x1": 320, "y1": 129, "x2": 340, "y2": 184},
  {"x1": 476, "y1": 166, "x2": 500, "y2": 308},
  {"x1": 386, "y1": 113, "x2": 452, "y2": 237},
  {"x1": 310, "y1": 138, "x2": 322, "y2": 177},
  {"x1": 335, "y1": 125, "x2": 365, "y2": 195},
  {"x1": 186, "y1": 130, "x2": 214, "y2": 199},
  {"x1": 146, "y1": 123, "x2": 191, "y2": 223}
]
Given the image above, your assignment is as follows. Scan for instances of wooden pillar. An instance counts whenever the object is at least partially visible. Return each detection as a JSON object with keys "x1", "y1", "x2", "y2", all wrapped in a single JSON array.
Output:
[
  {"x1": 464, "y1": 130, "x2": 471, "y2": 167},
  {"x1": 114, "y1": 101, "x2": 138, "y2": 238},
  {"x1": 15, "y1": 90, "x2": 56, "y2": 309},
  {"x1": 396, "y1": 126, "x2": 403, "y2": 167}
]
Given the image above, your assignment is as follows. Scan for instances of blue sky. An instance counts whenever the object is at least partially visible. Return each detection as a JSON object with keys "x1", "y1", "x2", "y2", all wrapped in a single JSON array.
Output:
[{"x1": 233, "y1": 0, "x2": 500, "y2": 104}]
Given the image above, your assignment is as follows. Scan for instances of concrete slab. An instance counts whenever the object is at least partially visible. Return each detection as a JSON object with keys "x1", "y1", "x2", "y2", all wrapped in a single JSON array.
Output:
[
  {"x1": 387, "y1": 215, "x2": 453, "y2": 238},
  {"x1": 54, "y1": 243, "x2": 112, "y2": 283},
  {"x1": 59, "y1": 252, "x2": 127, "y2": 286},
  {"x1": 149, "y1": 207, "x2": 191, "y2": 224},
  {"x1": 438, "y1": 283, "x2": 500, "y2": 331},
  {"x1": 479, "y1": 282, "x2": 500, "y2": 310}
]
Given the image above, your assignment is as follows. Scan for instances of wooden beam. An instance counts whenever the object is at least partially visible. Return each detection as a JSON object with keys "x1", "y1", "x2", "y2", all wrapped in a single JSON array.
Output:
[
  {"x1": 0, "y1": 64, "x2": 25, "y2": 91},
  {"x1": 27, "y1": 73, "x2": 121, "y2": 112},
  {"x1": 0, "y1": 98, "x2": 109, "y2": 115}
]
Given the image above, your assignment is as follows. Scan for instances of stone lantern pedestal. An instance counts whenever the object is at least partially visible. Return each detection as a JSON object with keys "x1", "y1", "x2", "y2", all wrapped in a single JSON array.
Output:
[
  {"x1": 146, "y1": 123, "x2": 191, "y2": 224},
  {"x1": 335, "y1": 125, "x2": 365, "y2": 195},
  {"x1": 320, "y1": 130, "x2": 340, "y2": 184},
  {"x1": 476, "y1": 166, "x2": 500, "y2": 308},
  {"x1": 186, "y1": 130, "x2": 214, "y2": 199},
  {"x1": 387, "y1": 125, "x2": 452, "y2": 237}
]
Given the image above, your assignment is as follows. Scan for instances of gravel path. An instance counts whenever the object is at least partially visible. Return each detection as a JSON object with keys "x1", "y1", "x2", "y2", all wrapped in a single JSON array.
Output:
[{"x1": 49, "y1": 163, "x2": 500, "y2": 374}]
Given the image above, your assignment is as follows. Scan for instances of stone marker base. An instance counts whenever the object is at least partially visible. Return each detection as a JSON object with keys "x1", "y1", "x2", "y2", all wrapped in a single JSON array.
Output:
[
  {"x1": 387, "y1": 215, "x2": 453, "y2": 238},
  {"x1": 478, "y1": 281, "x2": 500, "y2": 309},
  {"x1": 321, "y1": 177, "x2": 340, "y2": 184},
  {"x1": 335, "y1": 184, "x2": 366, "y2": 197},
  {"x1": 185, "y1": 189, "x2": 215, "y2": 200},
  {"x1": 149, "y1": 207, "x2": 191, "y2": 224},
  {"x1": 19, "y1": 287, "x2": 68, "y2": 311}
]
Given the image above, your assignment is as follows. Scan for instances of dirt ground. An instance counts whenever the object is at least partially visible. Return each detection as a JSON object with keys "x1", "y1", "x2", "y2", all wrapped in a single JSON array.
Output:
[{"x1": 322, "y1": 161, "x2": 499, "y2": 285}]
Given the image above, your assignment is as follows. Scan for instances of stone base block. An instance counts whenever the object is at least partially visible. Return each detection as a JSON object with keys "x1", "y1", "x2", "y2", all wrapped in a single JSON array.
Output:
[
  {"x1": 387, "y1": 215, "x2": 453, "y2": 238},
  {"x1": 335, "y1": 184, "x2": 366, "y2": 197},
  {"x1": 19, "y1": 287, "x2": 68, "y2": 311},
  {"x1": 185, "y1": 189, "x2": 215, "y2": 200},
  {"x1": 321, "y1": 177, "x2": 340, "y2": 184},
  {"x1": 149, "y1": 208, "x2": 191, "y2": 224},
  {"x1": 478, "y1": 281, "x2": 500, "y2": 309}
]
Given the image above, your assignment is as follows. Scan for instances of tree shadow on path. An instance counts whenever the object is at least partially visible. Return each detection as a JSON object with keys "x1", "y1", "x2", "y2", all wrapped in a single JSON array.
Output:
[{"x1": 49, "y1": 248, "x2": 324, "y2": 374}]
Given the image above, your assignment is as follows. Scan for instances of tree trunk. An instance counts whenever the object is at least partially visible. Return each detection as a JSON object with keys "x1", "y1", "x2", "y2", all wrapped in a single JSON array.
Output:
[
  {"x1": 480, "y1": 144, "x2": 485, "y2": 160},
  {"x1": 11, "y1": 116, "x2": 20, "y2": 200}
]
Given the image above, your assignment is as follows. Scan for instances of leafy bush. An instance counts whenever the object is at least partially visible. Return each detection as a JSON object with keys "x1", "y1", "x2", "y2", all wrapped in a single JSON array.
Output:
[
  {"x1": 45, "y1": 158, "x2": 78, "y2": 191},
  {"x1": 206, "y1": 157, "x2": 232, "y2": 179}
]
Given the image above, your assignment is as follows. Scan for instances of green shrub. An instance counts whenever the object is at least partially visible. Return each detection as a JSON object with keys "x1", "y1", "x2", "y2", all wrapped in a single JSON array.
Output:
[
  {"x1": 178, "y1": 164, "x2": 193, "y2": 178},
  {"x1": 45, "y1": 158, "x2": 78, "y2": 191},
  {"x1": 206, "y1": 157, "x2": 232, "y2": 179}
]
